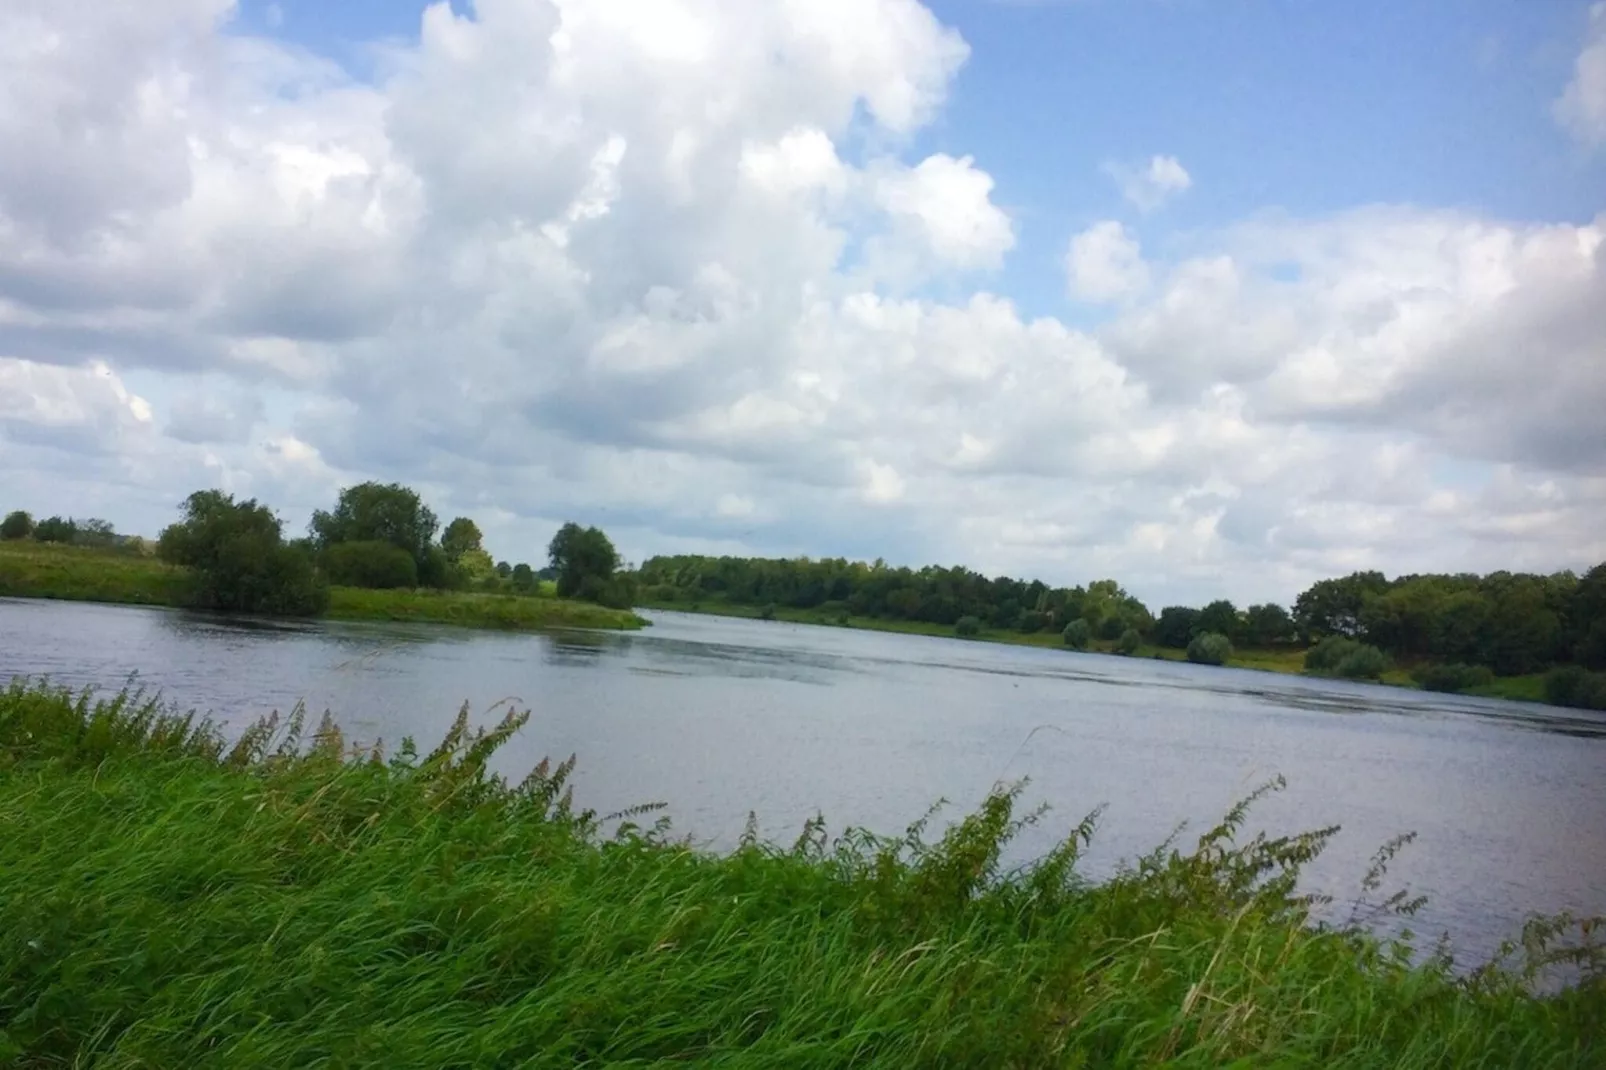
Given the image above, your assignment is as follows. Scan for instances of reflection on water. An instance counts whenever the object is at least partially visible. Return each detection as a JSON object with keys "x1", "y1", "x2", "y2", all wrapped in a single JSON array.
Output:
[{"x1": 2, "y1": 597, "x2": 1604, "y2": 967}]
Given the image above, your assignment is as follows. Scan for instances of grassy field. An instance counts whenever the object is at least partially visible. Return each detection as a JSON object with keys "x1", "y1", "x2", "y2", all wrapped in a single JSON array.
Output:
[
  {"x1": 0, "y1": 540, "x2": 645, "y2": 632},
  {"x1": 639, "y1": 599, "x2": 1561, "y2": 701},
  {"x1": 327, "y1": 586, "x2": 645, "y2": 631},
  {"x1": 0, "y1": 680, "x2": 1600, "y2": 1067},
  {"x1": 0, "y1": 539, "x2": 188, "y2": 606}
]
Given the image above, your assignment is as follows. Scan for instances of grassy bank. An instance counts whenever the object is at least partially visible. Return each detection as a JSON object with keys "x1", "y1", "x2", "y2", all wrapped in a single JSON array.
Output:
[
  {"x1": 327, "y1": 585, "x2": 645, "y2": 631},
  {"x1": 0, "y1": 541, "x2": 645, "y2": 632},
  {"x1": 1, "y1": 680, "x2": 1601, "y2": 1067},
  {"x1": 640, "y1": 599, "x2": 1560, "y2": 700}
]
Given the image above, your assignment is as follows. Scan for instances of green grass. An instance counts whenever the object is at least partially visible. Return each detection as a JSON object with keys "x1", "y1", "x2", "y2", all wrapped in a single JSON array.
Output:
[
  {"x1": 0, "y1": 540, "x2": 645, "y2": 632},
  {"x1": 0, "y1": 539, "x2": 188, "y2": 606},
  {"x1": 327, "y1": 586, "x2": 646, "y2": 631},
  {"x1": 0, "y1": 680, "x2": 1601, "y2": 1068}
]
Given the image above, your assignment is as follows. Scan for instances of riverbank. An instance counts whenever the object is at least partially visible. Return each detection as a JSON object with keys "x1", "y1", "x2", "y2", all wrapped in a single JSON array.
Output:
[
  {"x1": 638, "y1": 598, "x2": 1547, "y2": 704},
  {"x1": 1, "y1": 680, "x2": 1598, "y2": 1067},
  {"x1": 0, "y1": 541, "x2": 645, "y2": 631}
]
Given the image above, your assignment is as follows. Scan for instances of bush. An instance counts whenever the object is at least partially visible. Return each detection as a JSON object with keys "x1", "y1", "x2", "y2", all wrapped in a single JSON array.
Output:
[
  {"x1": 1018, "y1": 610, "x2": 1048, "y2": 634},
  {"x1": 1061, "y1": 619, "x2": 1091, "y2": 650},
  {"x1": 954, "y1": 615, "x2": 981, "y2": 638},
  {"x1": 158, "y1": 490, "x2": 328, "y2": 616},
  {"x1": 1412, "y1": 663, "x2": 1494, "y2": 694},
  {"x1": 1187, "y1": 632, "x2": 1233, "y2": 666},
  {"x1": 1, "y1": 510, "x2": 33, "y2": 540},
  {"x1": 322, "y1": 541, "x2": 419, "y2": 590},
  {"x1": 1116, "y1": 628, "x2": 1142, "y2": 655},
  {"x1": 1544, "y1": 666, "x2": 1606, "y2": 711},
  {"x1": 1305, "y1": 637, "x2": 1389, "y2": 679},
  {"x1": 34, "y1": 516, "x2": 76, "y2": 544},
  {"x1": 510, "y1": 563, "x2": 537, "y2": 593}
]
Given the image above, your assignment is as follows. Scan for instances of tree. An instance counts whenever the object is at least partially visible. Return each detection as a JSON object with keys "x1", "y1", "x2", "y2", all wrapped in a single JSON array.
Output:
[
  {"x1": 510, "y1": 563, "x2": 536, "y2": 592},
  {"x1": 1243, "y1": 603, "x2": 1296, "y2": 647},
  {"x1": 1062, "y1": 619, "x2": 1091, "y2": 650},
  {"x1": 158, "y1": 490, "x2": 327, "y2": 615},
  {"x1": 1152, "y1": 606, "x2": 1200, "y2": 648},
  {"x1": 74, "y1": 518, "x2": 117, "y2": 547},
  {"x1": 322, "y1": 541, "x2": 418, "y2": 589},
  {"x1": 548, "y1": 522, "x2": 620, "y2": 600},
  {"x1": 1293, "y1": 571, "x2": 1388, "y2": 640},
  {"x1": 0, "y1": 510, "x2": 32, "y2": 540},
  {"x1": 440, "y1": 517, "x2": 484, "y2": 563},
  {"x1": 1195, "y1": 600, "x2": 1241, "y2": 645},
  {"x1": 1116, "y1": 628, "x2": 1142, "y2": 655},
  {"x1": 311, "y1": 483, "x2": 439, "y2": 579},
  {"x1": 1566, "y1": 563, "x2": 1606, "y2": 670},
  {"x1": 1186, "y1": 632, "x2": 1233, "y2": 666},
  {"x1": 34, "y1": 516, "x2": 77, "y2": 544}
]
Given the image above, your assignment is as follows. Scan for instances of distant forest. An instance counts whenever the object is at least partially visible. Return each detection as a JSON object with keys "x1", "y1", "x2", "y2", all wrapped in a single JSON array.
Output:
[{"x1": 635, "y1": 554, "x2": 1606, "y2": 709}]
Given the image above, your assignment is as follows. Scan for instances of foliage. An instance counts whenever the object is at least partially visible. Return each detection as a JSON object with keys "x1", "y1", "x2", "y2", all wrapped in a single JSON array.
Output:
[
  {"x1": 1244, "y1": 602, "x2": 1298, "y2": 646},
  {"x1": 321, "y1": 540, "x2": 419, "y2": 590},
  {"x1": 440, "y1": 516, "x2": 484, "y2": 562},
  {"x1": 1152, "y1": 605, "x2": 1200, "y2": 648},
  {"x1": 1186, "y1": 631, "x2": 1233, "y2": 666},
  {"x1": 954, "y1": 615, "x2": 981, "y2": 637},
  {"x1": 1295, "y1": 571, "x2": 1389, "y2": 639},
  {"x1": 1, "y1": 510, "x2": 32, "y2": 540},
  {"x1": 1061, "y1": 618, "x2": 1091, "y2": 650},
  {"x1": 3, "y1": 682, "x2": 1599, "y2": 1068},
  {"x1": 33, "y1": 516, "x2": 77, "y2": 544},
  {"x1": 549, "y1": 522, "x2": 621, "y2": 601},
  {"x1": 510, "y1": 562, "x2": 537, "y2": 592},
  {"x1": 1116, "y1": 627, "x2": 1142, "y2": 655},
  {"x1": 1543, "y1": 666, "x2": 1606, "y2": 711},
  {"x1": 310, "y1": 483, "x2": 440, "y2": 583},
  {"x1": 72, "y1": 518, "x2": 117, "y2": 547},
  {"x1": 1412, "y1": 663, "x2": 1495, "y2": 694},
  {"x1": 1195, "y1": 599, "x2": 1241, "y2": 644},
  {"x1": 1567, "y1": 564, "x2": 1606, "y2": 670},
  {"x1": 1305, "y1": 637, "x2": 1390, "y2": 680},
  {"x1": 0, "y1": 540, "x2": 188, "y2": 606},
  {"x1": 325, "y1": 586, "x2": 645, "y2": 632},
  {"x1": 158, "y1": 490, "x2": 327, "y2": 616}
]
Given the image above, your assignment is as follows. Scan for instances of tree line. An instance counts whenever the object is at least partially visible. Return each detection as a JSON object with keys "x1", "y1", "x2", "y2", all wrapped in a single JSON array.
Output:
[
  {"x1": 3, "y1": 487, "x2": 631, "y2": 615},
  {"x1": 633, "y1": 553, "x2": 1606, "y2": 710}
]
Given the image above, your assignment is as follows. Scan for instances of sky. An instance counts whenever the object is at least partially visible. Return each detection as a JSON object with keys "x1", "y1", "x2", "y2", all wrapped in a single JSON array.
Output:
[{"x1": 1, "y1": 0, "x2": 1603, "y2": 608}]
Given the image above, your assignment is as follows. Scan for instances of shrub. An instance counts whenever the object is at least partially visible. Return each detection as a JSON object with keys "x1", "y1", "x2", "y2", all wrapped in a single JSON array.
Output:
[
  {"x1": 1, "y1": 510, "x2": 33, "y2": 540},
  {"x1": 1061, "y1": 619, "x2": 1091, "y2": 650},
  {"x1": 158, "y1": 490, "x2": 328, "y2": 616},
  {"x1": 510, "y1": 563, "x2": 537, "y2": 593},
  {"x1": 1116, "y1": 628, "x2": 1142, "y2": 655},
  {"x1": 954, "y1": 615, "x2": 981, "y2": 638},
  {"x1": 34, "y1": 516, "x2": 76, "y2": 544},
  {"x1": 759, "y1": 603, "x2": 777, "y2": 621},
  {"x1": 1412, "y1": 663, "x2": 1494, "y2": 694},
  {"x1": 1018, "y1": 610, "x2": 1048, "y2": 634},
  {"x1": 322, "y1": 540, "x2": 419, "y2": 589},
  {"x1": 1305, "y1": 637, "x2": 1389, "y2": 679},
  {"x1": 1187, "y1": 632, "x2": 1233, "y2": 666},
  {"x1": 1544, "y1": 666, "x2": 1606, "y2": 711}
]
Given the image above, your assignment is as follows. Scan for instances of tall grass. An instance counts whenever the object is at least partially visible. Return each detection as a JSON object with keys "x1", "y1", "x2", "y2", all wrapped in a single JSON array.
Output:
[
  {"x1": 1, "y1": 680, "x2": 1601, "y2": 1067},
  {"x1": 0, "y1": 539, "x2": 188, "y2": 606},
  {"x1": 325, "y1": 585, "x2": 646, "y2": 630}
]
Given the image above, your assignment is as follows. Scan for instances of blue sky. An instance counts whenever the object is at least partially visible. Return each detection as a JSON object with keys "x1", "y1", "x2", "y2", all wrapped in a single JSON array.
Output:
[{"x1": 1, "y1": 0, "x2": 1603, "y2": 605}]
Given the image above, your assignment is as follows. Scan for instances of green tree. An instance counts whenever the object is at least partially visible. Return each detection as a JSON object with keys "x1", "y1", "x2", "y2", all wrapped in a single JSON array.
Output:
[
  {"x1": 1116, "y1": 628, "x2": 1142, "y2": 655},
  {"x1": 548, "y1": 523, "x2": 620, "y2": 600},
  {"x1": 1243, "y1": 603, "x2": 1296, "y2": 647},
  {"x1": 74, "y1": 518, "x2": 117, "y2": 547},
  {"x1": 1152, "y1": 606, "x2": 1200, "y2": 648},
  {"x1": 0, "y1": 510, "x2": 32, "y2": 540},
  {"x1": 1186, "y1": 632, "x2": 1233, "y2": 666},
  {"x1": 510, "y1": 563, "x2": 536, "y2": 592},
  {"x1": 1293, "y1": 571, "x2": 1388, "y2": 639},
  {"x1": 1061, "y1": 619, "x2": 1091, "y2": 650},
  {"x1": 1195, "y1": 600, "x2": 1241, "y2": 645},
  {"x1": 440, "y1": 517, "x2": 484, "y2": 563},
  {"x1": 1566, "y1": 563, "x2": 1606, "y2": 670},
  {"x1": 311, "y1": 483, "x2": 439, "y2": 579},
  {"x1": 158, "y1": 491, "x2": 327, "y2": 615},
  {"x1": 322, "y1": 541, "x2": 419, "y2": 589},
  {"x1": 34, "y1": 516, "x2": 77, "y2": 544}
]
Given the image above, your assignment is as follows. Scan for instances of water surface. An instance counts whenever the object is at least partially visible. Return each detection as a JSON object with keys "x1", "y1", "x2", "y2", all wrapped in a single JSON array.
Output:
[{"x1": 4, "y1": 597, "x2": 1603, "y2": 966}]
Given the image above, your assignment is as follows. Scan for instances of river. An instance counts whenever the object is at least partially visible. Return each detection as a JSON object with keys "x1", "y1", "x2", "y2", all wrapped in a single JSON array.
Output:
[{"x1": 4, "y1": 596, "x2": 1604, "y2": 967}]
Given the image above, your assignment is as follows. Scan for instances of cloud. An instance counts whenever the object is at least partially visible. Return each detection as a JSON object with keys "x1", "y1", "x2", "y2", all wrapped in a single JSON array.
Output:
[
  {"x1": 1066, "y1": 221, "x2": 1150, "y2": 303},
  {"x1": 1104, "y1": 154, "x2": 1193, "y2": 212},
  {"x1": 1556, "y1": 2, "x2": 1606, "y2": 147},
  {"x1": 0, "y1": 0, "x2": 1600, "y2": 608}
]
